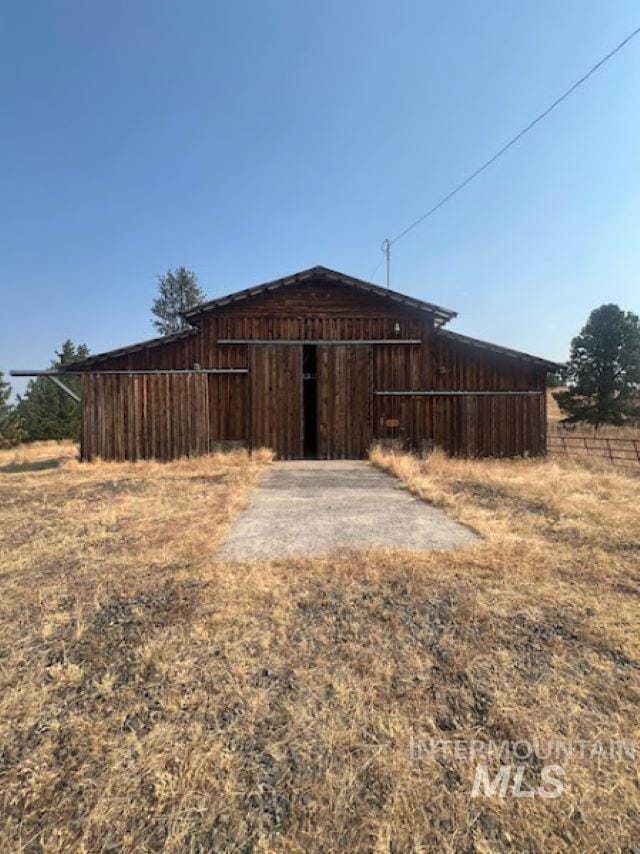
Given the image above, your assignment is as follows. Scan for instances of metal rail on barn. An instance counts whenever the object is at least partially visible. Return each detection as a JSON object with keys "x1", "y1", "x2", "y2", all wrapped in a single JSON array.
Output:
[{"x1": 10, "y1": 368, "x2": 247, "y2": 401}]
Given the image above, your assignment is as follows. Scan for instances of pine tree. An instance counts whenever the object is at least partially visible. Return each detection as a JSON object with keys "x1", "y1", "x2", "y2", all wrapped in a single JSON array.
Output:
[
  {"x1": 151, "y1": 267, "x2": 206, "y2": 335},
  {"x1": 0, "y1": 371, "x2": 23, "y2": 448},
  {"x1": 16, "y1": 340, "x2": 90, "y2": 442},
  {"x1": 555, "y1": 304, "x2": 640, "y2": 428}
]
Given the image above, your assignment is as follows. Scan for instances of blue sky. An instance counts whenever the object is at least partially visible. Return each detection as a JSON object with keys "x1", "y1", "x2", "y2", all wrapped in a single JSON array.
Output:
[{"x1": 2, "y1": 1, "x2": 639, "y2": 394}]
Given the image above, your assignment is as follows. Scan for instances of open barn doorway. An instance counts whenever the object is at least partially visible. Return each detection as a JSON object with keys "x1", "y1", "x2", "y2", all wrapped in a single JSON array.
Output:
[{"x1": 302, "y1": 345, "x2": 318, "y2": 458}]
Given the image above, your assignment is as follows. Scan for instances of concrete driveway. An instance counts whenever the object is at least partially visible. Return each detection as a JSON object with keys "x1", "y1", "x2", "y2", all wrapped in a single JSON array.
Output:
[{"x1": 216, "y1": 460, "x2": 477, "y2": 561}]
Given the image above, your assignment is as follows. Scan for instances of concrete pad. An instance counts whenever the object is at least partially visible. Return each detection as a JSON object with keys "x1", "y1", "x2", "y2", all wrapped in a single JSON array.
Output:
[{"x1": 216, "y1": 460, "x2": 478, "y2": 562}]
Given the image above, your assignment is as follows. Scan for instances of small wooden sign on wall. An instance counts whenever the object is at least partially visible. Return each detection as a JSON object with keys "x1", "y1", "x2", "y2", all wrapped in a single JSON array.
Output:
[{"x1": 385, "y1": 418, "x2": 400, "y2": 428}]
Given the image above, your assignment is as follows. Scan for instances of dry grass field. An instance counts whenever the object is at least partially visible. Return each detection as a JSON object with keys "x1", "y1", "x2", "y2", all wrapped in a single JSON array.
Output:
[
  {"x1": 547, "y1": 389, "x2": 640, "y2": 438},
  {"x1": 1, "y1": 441, "x2": 639, "y2": 851},
  {"x1": 547, "y1": 390, "x2": 640, "y2": 467}
]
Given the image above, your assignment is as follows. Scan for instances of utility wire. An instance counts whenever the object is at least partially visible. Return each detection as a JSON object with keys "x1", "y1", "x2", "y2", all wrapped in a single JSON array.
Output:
[
  {"x1": 386, "y1": 24, "x2": 640, "y2": 248},
  {"x1": 369, "y1": 256, "x2": 385, "y2": 281}
]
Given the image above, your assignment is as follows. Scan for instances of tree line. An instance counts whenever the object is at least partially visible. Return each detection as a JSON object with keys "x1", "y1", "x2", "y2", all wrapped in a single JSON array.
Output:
[{"x1": 1, "y1": 270, "x2": 639, "y2": 448}]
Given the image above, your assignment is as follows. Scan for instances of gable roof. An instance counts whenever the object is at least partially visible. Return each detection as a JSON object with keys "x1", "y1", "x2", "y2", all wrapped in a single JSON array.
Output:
[
  {"x1": 182, "y1": 265, "x2": 457, "y2": 327},
  {"x1": 59, "y1": 266, "x2": 558, "y2": 372}
]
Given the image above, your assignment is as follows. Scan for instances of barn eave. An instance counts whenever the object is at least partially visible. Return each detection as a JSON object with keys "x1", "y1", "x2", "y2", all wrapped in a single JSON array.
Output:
[
  {"x1": 60, "y1": 326, "x2": 199, "y2": 370},
  {"x1": 438, "y1": 328, "x2": 562, "y2": 370}
]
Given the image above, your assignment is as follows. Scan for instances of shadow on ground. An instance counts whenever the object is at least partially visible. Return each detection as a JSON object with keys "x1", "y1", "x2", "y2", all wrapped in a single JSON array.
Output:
[{"x1": 0, "y1": 458, "x2": 63, "y2": 474}]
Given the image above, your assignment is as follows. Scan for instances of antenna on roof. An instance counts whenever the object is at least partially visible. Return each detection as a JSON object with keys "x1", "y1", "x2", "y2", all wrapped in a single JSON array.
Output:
[{"x1": 381, "y1": 238, "x2": 391, "y2": 288}]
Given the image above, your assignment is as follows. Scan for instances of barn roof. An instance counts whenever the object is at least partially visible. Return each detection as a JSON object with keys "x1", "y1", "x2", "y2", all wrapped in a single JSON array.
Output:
[
  {"x1": 438, "y1": 328, "x2": 561, "y2": 369},
  {"x1": 61, "y1": 327, "x2": 199, "y2": 369},
  {"x1": 181, "y1": 265, "x2": 458, "y2": 327},
  {"x1": 60, "y1": 266, "x2": 559, "y2": 371}
]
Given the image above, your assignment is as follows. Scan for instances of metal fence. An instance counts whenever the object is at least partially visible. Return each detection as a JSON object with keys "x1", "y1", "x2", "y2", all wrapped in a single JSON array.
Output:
[{"x1": 548, "y1": 433, "x2": 640, "y2": 468}]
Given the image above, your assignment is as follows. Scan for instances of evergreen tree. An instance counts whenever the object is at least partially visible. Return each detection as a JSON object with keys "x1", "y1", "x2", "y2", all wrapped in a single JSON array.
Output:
[
  {"x1": 16, "y1": 340, "x2": 90, "y2": 442},
  {"x1": 0, "y1": 371, "x2": 23, "y2": 448},
  {"x1": 151, "y1": 267, "x2": 206, "y2": 335},
  {"x1": 555, "y1": 304, "x2": 640, "y2": 428}
]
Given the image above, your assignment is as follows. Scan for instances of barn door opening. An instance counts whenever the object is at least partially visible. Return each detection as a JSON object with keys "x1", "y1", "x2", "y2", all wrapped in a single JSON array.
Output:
[{"x1": 302, "y1": 345, "x2": 318, "y2": 458}]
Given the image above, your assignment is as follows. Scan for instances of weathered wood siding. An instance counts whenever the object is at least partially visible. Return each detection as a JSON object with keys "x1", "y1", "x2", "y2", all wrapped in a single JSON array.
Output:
[
  {"x1": 209, "y1": 373, "x2": 248, "y2": 445},
  {"x1": 81, "y1": 373, "x2": 209, "y2": 461},
  {"x1": 77, "y1": 277, "x2": 548, "y2": 461},
  {"x1": 373, "y1": 393, "x2": 546, "y2": 457},
  {"x1": 317, "y1": 345, "x2": 371, "y2": 459},
  {"x1": 249, "y1": 345, "x2": 302, "y2": 459},
  {"x1": 372, "y1": 335, "x2": 547, "y2": 457}
]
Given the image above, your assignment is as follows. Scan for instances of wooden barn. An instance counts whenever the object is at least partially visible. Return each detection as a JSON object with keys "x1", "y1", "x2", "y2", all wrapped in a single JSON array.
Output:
[{"x1": 59, "y1": 266, "x2": 557, "y2": 461}]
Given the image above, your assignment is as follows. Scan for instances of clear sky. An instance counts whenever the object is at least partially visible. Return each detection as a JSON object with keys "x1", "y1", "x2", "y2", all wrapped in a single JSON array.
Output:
[{"x1": 2, "y1": 1, "x2": 639, "y2": 394}]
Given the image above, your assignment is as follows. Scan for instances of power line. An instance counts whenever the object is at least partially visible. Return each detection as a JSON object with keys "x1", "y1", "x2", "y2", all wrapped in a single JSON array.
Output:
[
  {"x1": 369, "y1": 22, "x2": 640, "y2": 276},
  {"x1": 369, "y1": 255, "x2": 385, "y2": 281}
]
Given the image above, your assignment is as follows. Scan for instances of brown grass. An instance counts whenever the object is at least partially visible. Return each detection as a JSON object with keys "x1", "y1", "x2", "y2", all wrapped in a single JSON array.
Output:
[
  {"x1": 1, "y1": 441, "x2": 639, "y2": 851},
  {"x1": 547, "y1": 388, "x2": 565, "y2": 424},
  {"x1": 0, "y1": 440, "x2": 79, "y2": 473}
]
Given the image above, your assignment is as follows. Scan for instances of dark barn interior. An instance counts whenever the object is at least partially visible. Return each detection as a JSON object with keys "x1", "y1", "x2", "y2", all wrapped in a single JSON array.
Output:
[{"x1": 62, "y1": 266, "x2": 556, "y2": 461}]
